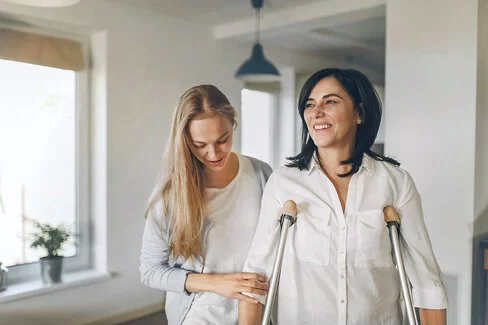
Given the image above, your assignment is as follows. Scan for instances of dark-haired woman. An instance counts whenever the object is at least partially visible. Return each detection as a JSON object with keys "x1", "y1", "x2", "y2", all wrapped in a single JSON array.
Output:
[{"x1": 238, "y1": 68, "x2": 447, "y2": 325}]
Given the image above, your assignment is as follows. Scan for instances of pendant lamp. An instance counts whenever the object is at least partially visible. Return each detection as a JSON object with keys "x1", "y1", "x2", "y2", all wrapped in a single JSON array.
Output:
[
  {"x1": 235, "y1": 0, "x2": 280, "y2": 82},
  {"x1": 4, "y1": 0, "x2": 80, "y2": 7}
]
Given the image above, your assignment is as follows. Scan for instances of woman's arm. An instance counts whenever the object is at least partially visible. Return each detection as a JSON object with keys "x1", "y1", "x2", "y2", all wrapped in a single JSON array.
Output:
[
  {"x1": 140, "y1": 203, "x2": 269, "y2": 300},
  {"x1": 419, "y1": 308, "x2": 446, "y2": 325},
  {"x1": 396, "y1": 172, "x2": 448, "y2": 312},
  {"x1": 140, "y1": 208, "x2": 192, "y2": 293},
  {"x1": 238, "y1": 300, "x2": 263, "y2": 325},
  {"x1": 239, "y1": 174, "x2": 282, "y2": 322},
  {"x1": 186, "y1": 272, "x2": 267, "y2": 304}
]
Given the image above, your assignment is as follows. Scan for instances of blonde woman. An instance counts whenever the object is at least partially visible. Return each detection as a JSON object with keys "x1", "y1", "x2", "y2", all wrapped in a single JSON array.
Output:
[{"x1": 140, "y1": 84, "x2": 272, "y2": 325}]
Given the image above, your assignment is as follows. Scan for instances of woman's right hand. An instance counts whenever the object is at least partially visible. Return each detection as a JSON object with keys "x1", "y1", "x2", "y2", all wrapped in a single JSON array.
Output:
[{"x1": 185, "y1": 272, "x2": 268, "y2": 304}]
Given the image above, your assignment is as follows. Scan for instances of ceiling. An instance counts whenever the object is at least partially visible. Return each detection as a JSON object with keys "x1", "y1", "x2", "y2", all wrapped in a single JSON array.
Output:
[
  {"x1": 265, "y1": 15, "x2": 385, "y2": 71},
  {"x1": 0, "y1": 0, "x2": 385, "y2": 74},
  {"x1": 110, "y1": 0, "x2": 386, "y2": 74},
  {"x1": 112, "y1": 0, "x2": 322, "y2": 24}
]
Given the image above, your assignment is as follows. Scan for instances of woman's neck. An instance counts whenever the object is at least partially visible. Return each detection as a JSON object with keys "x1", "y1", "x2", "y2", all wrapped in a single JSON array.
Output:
[
  {"x1": 204, "y1": 153, "x2": 239, "y2": 188},
  {"x1": 317, "y1": 147, "x2": 352, "y2": 177}
]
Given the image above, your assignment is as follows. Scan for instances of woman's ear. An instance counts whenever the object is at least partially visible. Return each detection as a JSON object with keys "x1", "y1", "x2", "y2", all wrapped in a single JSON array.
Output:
[{"x1": 357, "y1": 102, "x2": 365, "y2": 125}]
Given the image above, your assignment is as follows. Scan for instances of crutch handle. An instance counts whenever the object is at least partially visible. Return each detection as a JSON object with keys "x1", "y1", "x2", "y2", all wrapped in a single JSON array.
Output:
[
  {"x1": 383, "y1": 205, "x2": 400, "y2": 224},
  {"x1": 279, "y1": 200, "x2": 298, "y2": 226}
]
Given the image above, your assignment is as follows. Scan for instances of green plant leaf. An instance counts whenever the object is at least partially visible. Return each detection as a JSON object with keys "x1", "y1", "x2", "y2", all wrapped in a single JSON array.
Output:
[{"x1": 27, "y1": 219, "x2": 75, "y2": 257}]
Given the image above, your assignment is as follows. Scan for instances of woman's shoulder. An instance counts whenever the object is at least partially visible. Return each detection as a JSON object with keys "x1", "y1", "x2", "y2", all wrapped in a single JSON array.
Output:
[
  {"x1": 366, "y1": 154, "x2": 415, "y2": 186},
  {"x1": 275, "y1": 162, "x2": 310, "y2": 177},
  {"x1": 146, "y1": 196, "x2": 167, "y2": 225},
  {"x1": 240, "y1": 154, "x2": 273, "y2": 177}
]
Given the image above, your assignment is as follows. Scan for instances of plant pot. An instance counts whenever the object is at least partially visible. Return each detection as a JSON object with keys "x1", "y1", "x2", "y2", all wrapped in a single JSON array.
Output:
[
  {"x1": 0, "y1": 262, "x2": 7, "y2": 292},
  {"x1": 40, "y1": 256, "x2": 63, "y2": 285}
]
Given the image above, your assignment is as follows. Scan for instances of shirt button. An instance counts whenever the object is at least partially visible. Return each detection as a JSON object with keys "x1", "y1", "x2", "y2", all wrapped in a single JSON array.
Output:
[
  {"x1": 340, "y1": 299, "x2": 345, "y2": 303},
  {"x1": 341, "y1": 226, "x2": 346, "y2": 230},
  {"x1": 340, "y1": 251, "x2": 344, "y2": 255},
  {"x1": 340, "y1": 274, "x2": 344, "y2": 279}
]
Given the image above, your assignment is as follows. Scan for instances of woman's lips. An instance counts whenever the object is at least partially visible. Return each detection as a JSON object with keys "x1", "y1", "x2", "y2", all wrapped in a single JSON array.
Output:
[{"x1": 208, "y1": 158, "x2": 223, "y2": 166}]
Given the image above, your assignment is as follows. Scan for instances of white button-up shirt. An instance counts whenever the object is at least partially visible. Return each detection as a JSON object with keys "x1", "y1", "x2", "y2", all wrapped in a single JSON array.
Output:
[{"x1": 243, "y1": 154, "x2": 447, "y2": 325}]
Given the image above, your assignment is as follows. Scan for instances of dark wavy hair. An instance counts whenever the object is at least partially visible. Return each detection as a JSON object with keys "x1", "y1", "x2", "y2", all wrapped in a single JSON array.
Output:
[{"x1": 287, "y1": 68, "x2": 399, "y2": 176}]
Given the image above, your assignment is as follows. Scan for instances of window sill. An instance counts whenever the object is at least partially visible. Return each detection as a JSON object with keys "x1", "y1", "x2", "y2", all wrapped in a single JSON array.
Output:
[{"x1": 0, "y1": 269, "x2": 112, "y2": 304}]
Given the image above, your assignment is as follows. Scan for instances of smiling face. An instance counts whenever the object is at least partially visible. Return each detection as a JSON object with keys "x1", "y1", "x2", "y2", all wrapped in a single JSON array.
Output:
[
  {"x1": 187, "y1": 114, "x2": 234, "y2": 173},
  {"x1": 304, "y1": 76, "x2": 361, "y2": 153}
]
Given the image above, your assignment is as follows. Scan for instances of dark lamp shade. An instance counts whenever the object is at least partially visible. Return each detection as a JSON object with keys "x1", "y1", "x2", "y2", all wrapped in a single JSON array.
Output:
[{"x1": 235, "y1": 43, "x2": 280, "y2": 82}]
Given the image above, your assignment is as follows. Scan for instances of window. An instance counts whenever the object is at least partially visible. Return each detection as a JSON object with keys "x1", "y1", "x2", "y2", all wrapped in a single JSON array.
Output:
[
  {"x1": 0, "y1": 27, "x2": 88, "y2": 284},
  {"x1": 240, "y1": 89, "x2": 276, "y2": 167}
]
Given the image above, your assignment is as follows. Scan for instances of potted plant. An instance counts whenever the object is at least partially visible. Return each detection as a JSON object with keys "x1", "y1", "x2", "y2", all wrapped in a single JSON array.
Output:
[{"x1": 28, "y1": 219, "x2": 75, "y2": 285}]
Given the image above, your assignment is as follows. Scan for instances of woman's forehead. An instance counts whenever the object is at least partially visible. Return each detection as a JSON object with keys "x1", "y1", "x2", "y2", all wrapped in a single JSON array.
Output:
[
  {"x1": 309, "y1": 77, "x2": 347, "y2": 99},
  {"x1": 188, "y1": 115, "x2": 232, "y2": 140}
]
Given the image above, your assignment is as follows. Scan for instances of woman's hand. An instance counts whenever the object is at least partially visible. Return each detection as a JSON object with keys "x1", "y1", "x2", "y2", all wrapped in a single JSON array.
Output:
[
  {"x1": 185, "y1": 272, "x2": 268, "y2": 304},
  {"x1": 210, "y1": 272, "x2": 268, "y2": 303}
]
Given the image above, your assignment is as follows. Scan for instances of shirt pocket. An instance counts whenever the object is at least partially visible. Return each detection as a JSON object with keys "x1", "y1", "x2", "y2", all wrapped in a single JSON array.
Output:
[
  {"x1": 354, "y1": 209, "x2": 394, "y2": 268},
  {"x1": 285, "y1": 206, "x2": 331, "y2": 266}
]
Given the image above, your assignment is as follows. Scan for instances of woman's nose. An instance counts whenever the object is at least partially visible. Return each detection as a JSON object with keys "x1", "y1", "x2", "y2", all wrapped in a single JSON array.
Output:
[
  {"x1": 206, "y1": 145, "x2": 219, "y2": 159},
  {"x1": 314, "y1": 104, "x2": 325, "y2": 117}
]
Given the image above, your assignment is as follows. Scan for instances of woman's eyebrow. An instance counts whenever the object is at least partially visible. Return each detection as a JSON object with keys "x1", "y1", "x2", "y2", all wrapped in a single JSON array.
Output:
[
  {"x1": 324, "y1": 93, "x2": 343, "y2": 100},
  {"x1": 307, "y1": 93, "x2": 343, "y2": 101},
  {"x1": 192, "y1": 132, "x2": 230, "y2": 144}
]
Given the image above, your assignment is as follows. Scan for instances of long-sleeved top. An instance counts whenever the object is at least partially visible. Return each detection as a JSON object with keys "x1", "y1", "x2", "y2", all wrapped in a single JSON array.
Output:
[
  {"x1": 140, "y1": 154, "x2": 272, "y2": 325},
  {"x1": 243, "y1": 153, "x2": 448, "y2": 325}
]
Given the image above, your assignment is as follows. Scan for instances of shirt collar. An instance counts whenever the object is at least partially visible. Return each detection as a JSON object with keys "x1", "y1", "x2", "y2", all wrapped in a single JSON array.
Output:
[
  {"x1": 307, "y1": 152, "x2": 374, "y2": 176},
  {"x1": 307, "y1": 153, "x2": 321, "y2": 176},
  {"x1": 360, "y1": 153, "x2": 374, "y2": 176}
]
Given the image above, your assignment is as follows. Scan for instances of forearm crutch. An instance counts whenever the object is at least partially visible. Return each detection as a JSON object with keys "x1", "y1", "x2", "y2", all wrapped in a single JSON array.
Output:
[
  {"x1": 261, "y1": 200, "x2": 298, "y2": 325},
  {"x1": 383, "y1": 206, "x2": 419, "y2": 325}
]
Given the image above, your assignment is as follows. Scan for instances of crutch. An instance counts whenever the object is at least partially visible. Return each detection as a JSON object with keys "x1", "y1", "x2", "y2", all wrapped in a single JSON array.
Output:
[
  {"x1": 261, "y1": 200, "x2": 298, "y2": 325},
  {"x1": 383, "y1": 206, "x2": 419, "y2": 325}
]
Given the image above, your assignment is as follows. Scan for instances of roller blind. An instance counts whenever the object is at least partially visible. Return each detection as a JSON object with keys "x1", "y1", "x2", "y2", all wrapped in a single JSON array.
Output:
[{"x1": 0, "y1": 27, "x2": 85, "y2": 71}]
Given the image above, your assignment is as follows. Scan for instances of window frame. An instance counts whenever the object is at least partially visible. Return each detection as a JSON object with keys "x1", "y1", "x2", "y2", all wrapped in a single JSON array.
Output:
[{"x1": 1, "y1": 25, "x2": 91, "y2": 285}]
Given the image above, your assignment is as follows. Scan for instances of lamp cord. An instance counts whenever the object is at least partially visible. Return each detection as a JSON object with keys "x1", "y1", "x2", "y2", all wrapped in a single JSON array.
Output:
[{"x1": 255, "y1": 7, "x2": 261, "y2": 44}]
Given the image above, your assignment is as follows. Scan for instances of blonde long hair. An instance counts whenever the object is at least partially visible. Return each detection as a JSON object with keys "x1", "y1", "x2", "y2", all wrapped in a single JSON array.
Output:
[{"x1": 146, "y1": 85, "x2": 237, "y2": 259}]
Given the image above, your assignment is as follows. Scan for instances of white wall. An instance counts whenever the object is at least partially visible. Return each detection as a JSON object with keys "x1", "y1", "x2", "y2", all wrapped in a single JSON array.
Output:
[
  {"x1": 276, "y1": 66, "x2": 296, "y2": 166},
  {"x1": 475, "y1": 0, "x2": 488, "y2": 242},
  {"x1": 373, "y1": 85, "x2": 385, "y2": 144},
  {"x1": 472, "y1": 1, "x2": 488, "y2": 323},
  {"x1": 0, "y1": 1, "x2": 336, "y2": 324},
  {"x1": 385, "y1": 1, "x2": 478, "y2": 324}
]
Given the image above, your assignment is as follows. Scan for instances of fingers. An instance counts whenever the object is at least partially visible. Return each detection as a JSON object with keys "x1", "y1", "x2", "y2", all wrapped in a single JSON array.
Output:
[
  {"x1": 239, "y1": 272, "x2": 267, "y2": 283},
  {"x1": 239, "y1": 278, "x2": 268, "y2": 296},
  {"x1": 239, "y1": 286, "x2": 268, "y2": 296},
  {"x1": 241, "y1": 279, "x2": 269, "y2": 290},
  {"x1": 235, "y1": 292, "x2": 260, "y2": 304},
  {"x1": 238, "y1": 273, "x2": 268, "y2": 296}
]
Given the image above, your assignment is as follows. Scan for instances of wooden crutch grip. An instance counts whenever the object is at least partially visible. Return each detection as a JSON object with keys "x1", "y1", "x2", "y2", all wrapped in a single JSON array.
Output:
[
  {"x1": 383, "y1": 206, "x2": 400, "y2": 224},
  {"x1": 280, "y1": 200, "x2": 298, "y2": 223}
]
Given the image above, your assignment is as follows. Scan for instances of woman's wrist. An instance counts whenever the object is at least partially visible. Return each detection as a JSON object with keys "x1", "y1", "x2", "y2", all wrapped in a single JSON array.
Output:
[{"x1": 185, "y1": 273, "x2": 216, "y2": 293}]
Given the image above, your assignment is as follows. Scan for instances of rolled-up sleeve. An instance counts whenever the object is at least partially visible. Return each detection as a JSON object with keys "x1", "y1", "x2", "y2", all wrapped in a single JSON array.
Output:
[
  {"x1": 140, "y1": 202, "x2": 192, "y2": 294},
  {"x1": 397, "y1": 172, "x2": 448, "y2": 309},
  {"x1": 242, "y1": 173, "x2": 282, "y2": 305}
]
